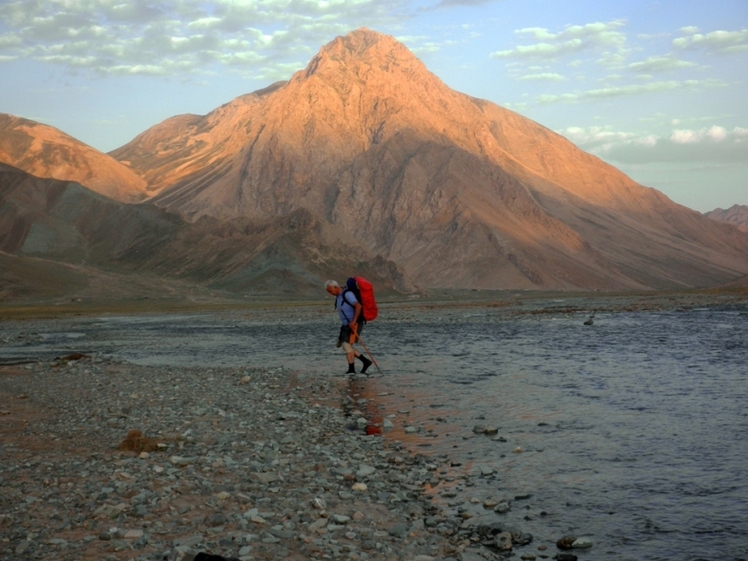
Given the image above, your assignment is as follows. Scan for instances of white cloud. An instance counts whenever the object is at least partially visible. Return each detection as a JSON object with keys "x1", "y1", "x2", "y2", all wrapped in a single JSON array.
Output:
[
  {"x1": 628, "y1": 54, "x2": 696, "y2": 73},
  {"x1": 536, "y1": 78, "x2": 727, "y2": 104},
  {"x1": 673, "y1": 28, "x2": 748, "y2": 54},
  {"x1": 672, "y1": 125, "x2": 731, "y2": 144},
  {"x1": 562, "y1": 125, "x2": 748, "y2": 164},
  {"x1": 490, "y1": 20, "x2": 629, "y2": 65},
  {"x1": 517, "y1": 72, "x2": 566, "y2": 81},
  {"x1": 0, "y1": 0, "x2": 413, "y2": 77},
  {"x1": 706, "y1": 125, "x2": 728, "y2": 141},
  {"x1": 670, "y1": 129, "x2": 700, "y2": 144}
]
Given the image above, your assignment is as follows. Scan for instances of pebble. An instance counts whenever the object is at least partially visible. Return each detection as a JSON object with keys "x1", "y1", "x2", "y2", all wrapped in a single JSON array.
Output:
[{"x1": 572, "y1": 537, "x2": 593, "y2": 549}]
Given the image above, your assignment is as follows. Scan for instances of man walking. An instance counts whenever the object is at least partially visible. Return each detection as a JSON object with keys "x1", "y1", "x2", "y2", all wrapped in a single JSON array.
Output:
[{"x1": 325, "y1": 280, "x2": 372, "y2": 375}]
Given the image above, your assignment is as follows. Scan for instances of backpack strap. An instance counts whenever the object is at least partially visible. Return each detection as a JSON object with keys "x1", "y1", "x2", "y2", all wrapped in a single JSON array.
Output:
[
  {"x1": 335, "y1": 288, "x2": 355, "y2": 309},
  {"x1": 341, "y1": 288, "x2": 357, "y2": 308}
]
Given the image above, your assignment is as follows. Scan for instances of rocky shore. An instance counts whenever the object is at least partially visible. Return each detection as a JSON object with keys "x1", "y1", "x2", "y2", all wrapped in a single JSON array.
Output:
[{"x1": 0, "y1": 354, "x2": 579, "y2": 561}]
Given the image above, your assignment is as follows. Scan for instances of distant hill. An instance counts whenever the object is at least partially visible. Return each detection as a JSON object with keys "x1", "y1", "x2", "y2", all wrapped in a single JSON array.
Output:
[
  {"x1": 704, "y1": 204, "x2": 748, "y2": 233},
  {"x1": 0, "y1": 114, "x2": 148, "y2": 202},
  {"x1": 0, "y1": 163, "x2": 412, "y2": 301}
]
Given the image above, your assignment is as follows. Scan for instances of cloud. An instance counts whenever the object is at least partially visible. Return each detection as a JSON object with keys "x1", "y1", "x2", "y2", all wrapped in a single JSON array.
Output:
[
  {"x1": 517, "y1": 72, "x2": 566, "y2": 81},
  {"x1": 490, "y1": 20, "x2": 629, "y2": 65},
  {"x1": 0, "y1": 0, "x2": 412, "y2": 77},
  {"x1": 672, "y1": 125, "x2": 730, "y2": 144},
  {"x1": 536, "y1": 78, "x2": 728, "y2": 104},
  {"x1": 673, "y1": 28, "x2": 748, "y2": 54},
  {"x1": 628, "y1": 54, "x2": 697, "y2": 73},
  {"x1": 562, "y1": 124, "x2": 748, "y2": 164}
]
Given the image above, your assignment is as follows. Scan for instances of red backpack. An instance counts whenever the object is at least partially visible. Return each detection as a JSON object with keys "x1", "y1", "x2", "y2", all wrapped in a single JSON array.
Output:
[{"x1": 345, "y1": 276, "x2": 378, "y2": 322}]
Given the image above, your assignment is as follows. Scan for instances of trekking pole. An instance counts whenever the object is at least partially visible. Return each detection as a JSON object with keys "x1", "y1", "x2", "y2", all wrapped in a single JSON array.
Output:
[{"x1": 352, "y1": 325, "x2": 383, "y2": 376}]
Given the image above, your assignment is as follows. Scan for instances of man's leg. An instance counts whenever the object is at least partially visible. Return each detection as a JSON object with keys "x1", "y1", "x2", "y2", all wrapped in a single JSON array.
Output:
[
  {"x1": 341, "y1": 325, "x2": 356, "y2": 373},
  {"x1": 349, "y1": 325, "x2": 372, "y2": 374}
]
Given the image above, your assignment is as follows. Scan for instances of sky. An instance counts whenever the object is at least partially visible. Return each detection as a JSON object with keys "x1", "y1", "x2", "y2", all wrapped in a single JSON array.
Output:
[{"x1": 0, "y1": 0, "x2": 746, "y2": 212}]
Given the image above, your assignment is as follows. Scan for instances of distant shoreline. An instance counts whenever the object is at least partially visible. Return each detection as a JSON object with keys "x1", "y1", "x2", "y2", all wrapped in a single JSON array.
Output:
[{"x1": 1, "y1": 286, "x2": 745, "y2": 320}]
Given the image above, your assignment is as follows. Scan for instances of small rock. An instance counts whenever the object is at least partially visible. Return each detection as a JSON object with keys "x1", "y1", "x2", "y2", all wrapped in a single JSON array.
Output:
[
  {"x1": 556, "y1": 536, "x2": 576, "y2": 550},
  {"x1": 357, "y1": 464, "x2": 376, "y2": 477},
  {"x1": 571, "y1": 537, "x2": 593, "y2": 549},
  {"x1": 388, "y1": 522, "x2": 409, "y2": 538},
  {"x1": 15, "y1": 541, "x2": 32, "y2": 555},
  {"x1": 494, "y1": 502, "x2": 511, "y2": 514},
  {"x1": 309, "y1": 518, "x2": 328, "y2": 532},
  {"x1": 495, "y1": 531, "x2": 512, "y2": 551},
  {"x1": 170, "y1": 456, "x2": 197, "y2": 467},
  {"x1": 174, "y1": 534, "x2": 203, "y2": 548},
  {"x1": 124, "y1": 529, "x2": 144, "y2": 539}
]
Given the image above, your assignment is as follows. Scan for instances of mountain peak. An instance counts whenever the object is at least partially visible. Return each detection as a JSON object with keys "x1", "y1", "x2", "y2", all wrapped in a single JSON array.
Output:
[
  {"x1": 321, "y1": 28, "x2": 396, "y2": 55},
  {"x1": 302, "y1": 28, "x2": 420, "y2": 79}
]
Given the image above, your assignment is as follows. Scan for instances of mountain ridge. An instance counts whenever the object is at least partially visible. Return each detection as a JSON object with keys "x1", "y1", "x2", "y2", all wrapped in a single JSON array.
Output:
[
  {"x1": 704, "y1": 204, "x2": 748, "y2": 232},
  {"x1": 0, "y1": 114, "x2": 148, "y2": 202}
]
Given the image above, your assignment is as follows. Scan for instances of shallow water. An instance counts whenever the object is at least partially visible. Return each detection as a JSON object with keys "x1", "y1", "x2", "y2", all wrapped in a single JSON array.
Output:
[{"x1": 2, "y1": 303, "x2": 747, "y2": 560}]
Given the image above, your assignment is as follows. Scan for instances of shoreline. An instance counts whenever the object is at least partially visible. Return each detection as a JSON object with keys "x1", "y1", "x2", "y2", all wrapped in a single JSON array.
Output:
[
  {"x1": 1, "y1": 286, "x2": 746, "y2": 322},
  {"x1": 0, "y1": 357, "x2": 545, "y2": 561}
]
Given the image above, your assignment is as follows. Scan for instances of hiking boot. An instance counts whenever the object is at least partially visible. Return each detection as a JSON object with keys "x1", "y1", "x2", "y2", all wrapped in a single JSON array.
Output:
[
  {"x1": 346, "y1": 363, "x2": 356, "y2": 375},
  {"x1": 358, "y1": 355, "x2": 372, "y2": 374}
]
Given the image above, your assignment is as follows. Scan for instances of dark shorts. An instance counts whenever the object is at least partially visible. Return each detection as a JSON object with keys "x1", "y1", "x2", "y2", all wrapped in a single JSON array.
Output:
[{"x1": 337, "y1": 323, "x2": 363, "y2": 347}]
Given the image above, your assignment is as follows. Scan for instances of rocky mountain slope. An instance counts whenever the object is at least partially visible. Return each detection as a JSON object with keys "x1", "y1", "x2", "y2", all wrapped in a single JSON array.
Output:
[
  {"x1": 0, "y1": 114, "x2": 148, "y2": 202},
  {"x1": 704, "y1": 204, "x2": 748, "y2": 232},
  {"x1": 0, "y1": 164, "x2": 411, "y2": 300},
  {"x1": 110, "y1": 29, "x2": 748, "y2": 290}
]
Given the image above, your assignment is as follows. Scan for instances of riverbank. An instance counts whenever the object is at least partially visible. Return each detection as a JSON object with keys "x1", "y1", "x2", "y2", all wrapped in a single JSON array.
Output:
[
  {"x1": 0, "y1": 356, "x2": 545, "y2": 561},
  {"x1": 1, "y1": 286, "x2": 746, "y2": 321}
]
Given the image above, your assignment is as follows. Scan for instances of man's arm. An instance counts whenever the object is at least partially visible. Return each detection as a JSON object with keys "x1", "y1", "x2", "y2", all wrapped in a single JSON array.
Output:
[{"x1": 352, "y1": 301, "x2": 362, "y2": 327}]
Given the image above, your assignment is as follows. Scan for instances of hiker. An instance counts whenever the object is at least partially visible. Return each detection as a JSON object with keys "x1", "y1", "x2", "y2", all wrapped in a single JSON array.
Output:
[{"x1": 325, "y1": 280, "x2": 372, "y2": 374}]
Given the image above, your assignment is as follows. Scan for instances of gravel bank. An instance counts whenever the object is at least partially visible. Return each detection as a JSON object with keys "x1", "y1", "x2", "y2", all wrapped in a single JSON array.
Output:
[{"x1": 0, "y1": 355, "x2": 545, "y2": 561}]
